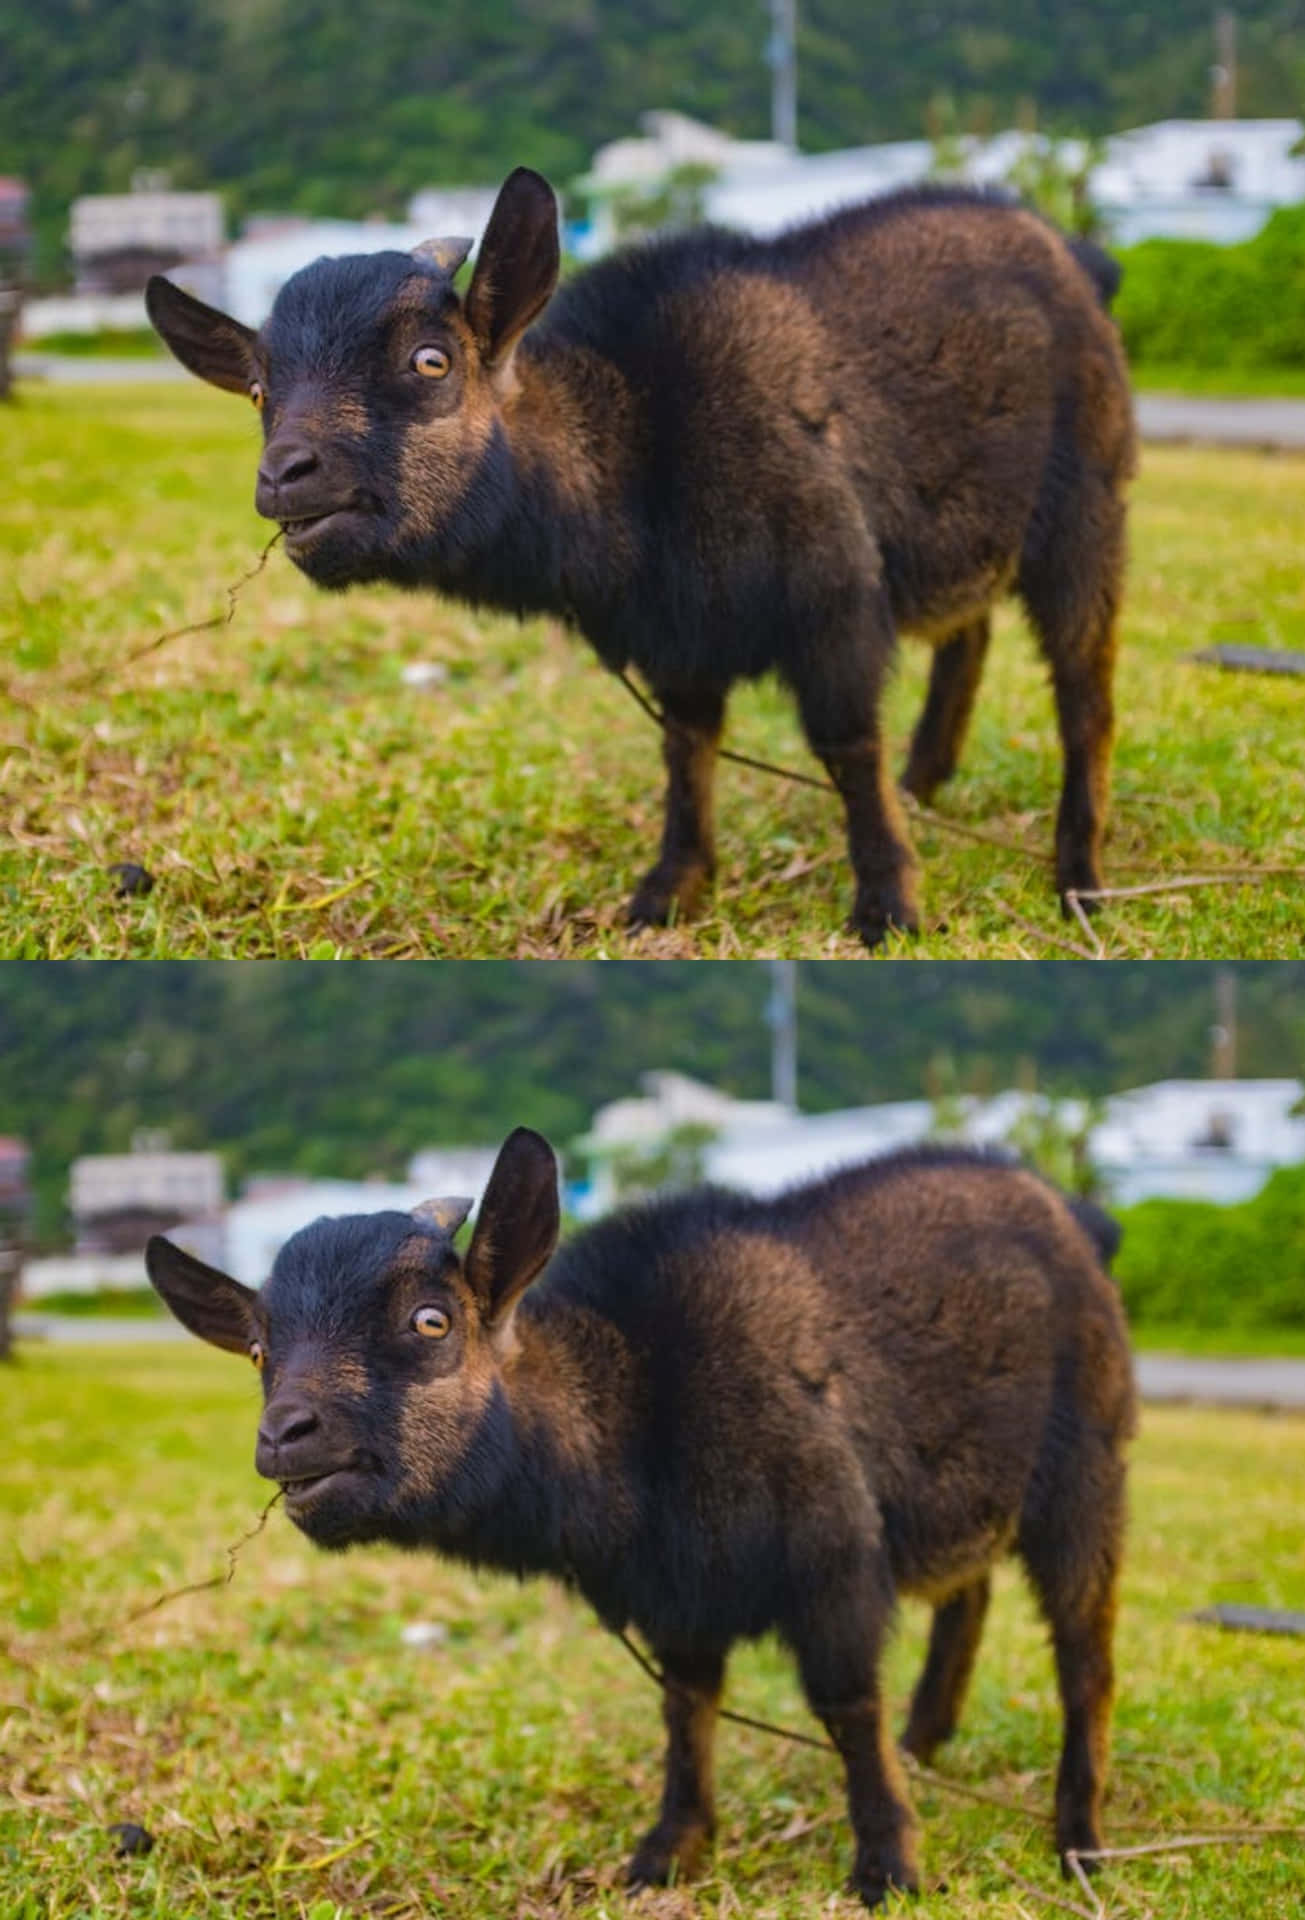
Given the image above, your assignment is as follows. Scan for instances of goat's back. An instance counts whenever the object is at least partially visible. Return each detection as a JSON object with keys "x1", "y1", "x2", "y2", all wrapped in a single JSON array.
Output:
[{"x1": 536, "y1": 1149, "x2": 1134, "y2": 1607}]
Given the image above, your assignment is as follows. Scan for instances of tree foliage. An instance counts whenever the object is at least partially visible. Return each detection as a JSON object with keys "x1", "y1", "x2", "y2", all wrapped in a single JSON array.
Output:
[
  {"x1": 1, "y1": 962, "x2": 1303, "y2": 1241},
  {"x1": 6, "y1": 0, "x2": 1305, "y2": 281}
]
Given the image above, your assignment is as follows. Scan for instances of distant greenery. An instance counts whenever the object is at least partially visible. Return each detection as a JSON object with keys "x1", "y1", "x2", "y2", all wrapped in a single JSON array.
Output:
[
  {"x1": 2, "y1": 963, "x2": 1304, "y2": 1243},
  {"x1": 1116, "y1": 206, "x2": 1305, "y2": 374},
  {"x1": 5, "y1": 0, "x2": 1305, "y2": 282},
  {"x1": 1115, "y1": 1164, "x2": 1305, "y2": 1332},
  {"x1": 24, "y1": 329, "x2": 165, "y2": 357}
]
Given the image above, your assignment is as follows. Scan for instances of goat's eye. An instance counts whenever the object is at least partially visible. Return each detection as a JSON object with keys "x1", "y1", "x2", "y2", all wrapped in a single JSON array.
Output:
[
  {"x1": 412, "y1": 1305, "x2": 451, "y2": 1339},
  {"x1": 249, "y1": 380, "x2": 265, "y2": 411},
  {"x1": 411, "y1": 346, "x2": 451, "y2": 380},
  {"x1": 249, "y1": 1339, "x2": 265, "y2": 1371}
]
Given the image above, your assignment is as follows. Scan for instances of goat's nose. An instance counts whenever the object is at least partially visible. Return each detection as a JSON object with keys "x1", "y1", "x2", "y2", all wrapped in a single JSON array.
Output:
[
  {"x1": 257, "y1": 443, "x2": 320, "y2": 491},
  {"x1": 257, "y1": 1401, "x2": 321, "y2": 1450}
]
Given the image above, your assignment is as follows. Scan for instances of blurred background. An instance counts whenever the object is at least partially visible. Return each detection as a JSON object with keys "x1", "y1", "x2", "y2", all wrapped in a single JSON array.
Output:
[
  {"x1": 4, "y1": 2, "x2": 1305, "y2": 401},
  {"x1": 2, "y1": 959, "x2": 1303, "y2": 1363}
]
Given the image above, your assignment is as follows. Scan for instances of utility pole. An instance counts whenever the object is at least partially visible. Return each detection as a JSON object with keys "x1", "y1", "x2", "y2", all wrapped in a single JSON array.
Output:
[
  {"x1": 765, "y1": 961, "x2": 798, "y2": 1111},
  {"x1": 1212, "y1": 11, "x2": 1238, "y2": 120},
  {"x1": 766, "y1": 0, "x2": 798, "y2": 151},
  {"x1": 1211, "y1": 968, "x2": 1238, "y2": 1080}
]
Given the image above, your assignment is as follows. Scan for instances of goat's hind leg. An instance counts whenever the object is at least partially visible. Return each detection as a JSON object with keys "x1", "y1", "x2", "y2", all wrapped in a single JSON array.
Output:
[
  {"x1": 901, "y1": 617, "x2": 991, "y2": 803},
  {"x1": 901, "y1": 1572, "x2": 991, "y2": 1763},
  {"x1": 1018, "y1": 1450, "x2": 1126, "y2": 1868},
  {"x1": 627, "y1": 685, "x2": 725, "y2": 928},
  {"x1": 1018, "y1": 480, "x2": 1125, "y2": 908},
  {"x1": 627, "y1": 1645, "x2": 725, "y2": 1887}
]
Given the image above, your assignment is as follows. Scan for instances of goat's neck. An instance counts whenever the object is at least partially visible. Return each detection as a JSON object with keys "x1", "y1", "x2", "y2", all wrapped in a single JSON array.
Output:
[
  {"x1": 440, "y1": 1306, "x2": 634, "y2": 1590},
  {"x1": 444, "y1": 345, "x2": 631, "y2": 619}
]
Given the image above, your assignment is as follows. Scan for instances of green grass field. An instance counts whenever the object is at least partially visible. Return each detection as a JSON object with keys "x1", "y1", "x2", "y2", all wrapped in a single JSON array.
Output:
[
  {"x1": 3, "y1": 1344, "x2": 1302, "y2": 1919},
  {"x1": 2, "y1": 384, "x2": 1303, "y2": 958}
]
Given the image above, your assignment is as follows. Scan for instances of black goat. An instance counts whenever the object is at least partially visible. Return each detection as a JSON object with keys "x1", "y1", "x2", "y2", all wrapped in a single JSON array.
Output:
[
  {"x1": 147, "y1": 171, "x2": 1135, "y2": 948},
  {"x1": 148, "y1": 1131, "x2": 1135, "y2": 1907}
]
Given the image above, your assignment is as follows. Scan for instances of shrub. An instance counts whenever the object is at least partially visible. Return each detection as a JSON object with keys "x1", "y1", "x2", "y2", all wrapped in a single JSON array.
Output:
[
  {"x1": 1115, "y1": 206, "x2": 1305, "y2": 372},
  {"x1": 1114, "y1": 1163, "x2": 1305, "y2": 1330}
]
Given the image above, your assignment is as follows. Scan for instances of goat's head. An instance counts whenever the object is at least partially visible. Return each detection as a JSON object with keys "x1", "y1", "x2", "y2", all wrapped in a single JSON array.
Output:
[
  {"x1": 145, "y1": 1128, "x2": 560, "y2": 1548},
  {"x1": 146, "y1": 168, "x2": 560, "y2": 588}
]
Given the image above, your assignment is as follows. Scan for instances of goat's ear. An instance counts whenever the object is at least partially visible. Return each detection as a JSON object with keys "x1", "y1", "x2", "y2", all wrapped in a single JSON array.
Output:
[
  {"x1": 145, "y1": 1236, "x2": 261, "y2": 1354},
  {"x1": 463, "y1": 1128, "x2": 560, "y2": 1325},
  {"x1": 145, "y1": 277, "x2": 257, "y2": 395},
  {"x1": 464, "y1": 169, "x2": 560, "y2": 370}
]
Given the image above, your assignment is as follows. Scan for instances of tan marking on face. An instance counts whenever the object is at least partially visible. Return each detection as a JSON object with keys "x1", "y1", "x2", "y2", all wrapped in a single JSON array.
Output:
[
  {"x1": 395, "y1": 1261, "x2": 494, "y2": 1494},
  {"x1": 395, "y1": 307, "x2": 496, "y2": 536}
]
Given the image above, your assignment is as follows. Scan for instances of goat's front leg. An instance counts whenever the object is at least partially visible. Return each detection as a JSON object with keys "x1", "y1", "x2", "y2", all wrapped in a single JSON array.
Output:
[
  {"x1": 788, "y1": 591, "x2": 920, "y2": 948},
  {"x1": 626, "y1": 1645, "x2": 726, "y2": 1887},
  {"x1": 790, "y1": 1566, "x2": 920, "y2": 1909},
  {"x1": 627, "y1": 685, "x2": 725, "y2": 928}
]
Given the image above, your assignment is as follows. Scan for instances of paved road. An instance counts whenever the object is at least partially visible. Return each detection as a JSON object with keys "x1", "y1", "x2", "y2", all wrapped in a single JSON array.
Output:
[
  {"x1": 15, "y1": 1314, "x2": 1305, "y2": 1406},
  {"x1": 1135, "y1": 393, "x2": 1305, "y2": 450},
  {"x1": 13, "y1": 357, "x2": 1305, "y2": 450},
  {"x1": 15, "y1": 353, "x2": 186, "y2": 384},
  {"x1": 1134, "y1": 1353, "x2": 1305, "y2": 1410}
]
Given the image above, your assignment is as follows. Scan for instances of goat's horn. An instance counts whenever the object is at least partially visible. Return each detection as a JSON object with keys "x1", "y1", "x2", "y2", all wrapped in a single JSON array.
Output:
[
  {"x1": 412, "y1": 1196, "x2": 474, "y2": 1235},
  {"x1": 412, "y1": 236, "x2": 474, "y2": 277}
]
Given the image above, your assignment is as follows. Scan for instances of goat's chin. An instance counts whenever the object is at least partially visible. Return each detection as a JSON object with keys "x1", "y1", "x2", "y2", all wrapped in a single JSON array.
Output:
[
  {"x1": 283, "y1": 522, "x2": 395, "y2": 592},
  {"x1": 283, "y1": 1487, "x2": 389, "y2": 1552}
]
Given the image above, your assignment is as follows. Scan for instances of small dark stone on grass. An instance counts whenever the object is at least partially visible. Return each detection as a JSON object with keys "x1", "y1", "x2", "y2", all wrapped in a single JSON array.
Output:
[
  {"x1": 108, "y1": 862, "x2": 155, "y2": 898},
  {"x1": 107, "y1": 1822, "x2": 155, "y2": 1857}
]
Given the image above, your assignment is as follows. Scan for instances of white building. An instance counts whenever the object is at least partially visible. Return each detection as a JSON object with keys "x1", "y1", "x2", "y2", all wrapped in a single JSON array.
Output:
[
  {"x1": 578, "y1": 110, "x2": 1305, "y2": 255},
  {"x1": 70, "y1": 189, "x2": 224, "y2": 264},
  {"x1": 1091, "y1": 1079, "x2": 1305, "y2": 1204},
  {"x1": 1093, "y1": 119, "x2": 1305, "y2": 244},
  {"x1": 578, "y1": 1072, "x2": 1305, "y2": 1213},
  {"x1": 70, "y1": 1149, "x2": 224, "y2": 1221}
]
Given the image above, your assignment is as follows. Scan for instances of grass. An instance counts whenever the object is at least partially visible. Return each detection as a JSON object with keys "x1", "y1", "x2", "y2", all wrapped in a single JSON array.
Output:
[
  {"x1": 3, "y1": 1343, "x2": 1303, "y2": 1919},
  {"x1": 2, "y1": 383, "x2": 1304, "y2": 958},
  {"x1": 1129, "y1": 363, "x2": 1305, "y2": 398}
]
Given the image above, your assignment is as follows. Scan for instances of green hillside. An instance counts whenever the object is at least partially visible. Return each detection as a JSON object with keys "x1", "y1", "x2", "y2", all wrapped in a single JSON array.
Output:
[
  {"x1": 6, "y1": 1, "x2": 1305, "y2": 279},
  {"x1": 1, "y1": 961, "x2": 1303, "y2": 1238}
]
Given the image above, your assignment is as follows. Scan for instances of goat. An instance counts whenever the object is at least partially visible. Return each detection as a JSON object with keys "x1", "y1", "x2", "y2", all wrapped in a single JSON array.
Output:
[
  {"x1": 147, "y1": 172, "x2": 1135, "y2": 948},
  {"x1": 147, "y1": 1130, "x2": 1135, "y2": 1907}
]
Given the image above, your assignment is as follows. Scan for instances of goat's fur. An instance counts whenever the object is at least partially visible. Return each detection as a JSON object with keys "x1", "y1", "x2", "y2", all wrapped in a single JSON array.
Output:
[
  {"x1": 148, "y1": 1131, "x2": 1135, "y2": 1908},
  {"x1": 147, "y1": 172, "x2": 1136, "y2": 946}
]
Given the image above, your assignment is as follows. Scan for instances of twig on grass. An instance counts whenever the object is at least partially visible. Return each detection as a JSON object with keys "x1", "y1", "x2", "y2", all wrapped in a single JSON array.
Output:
[
  {"x1": 987, "y1": 896, "x2": 1101, "y2": 959},
  {"x1": 1078, "y1": 1832, "x2": 1305, "y2": 1858},
  {"x1": 120, "y1": 531, "x2": 285, "y2": 671},
  {"x1": 1063, "y1": 891, "x2": 1105, "y2": 957},
  {"x1": 988, "y1": 1856, "x2": 1102, "y2": 1920},
  {"x1": 1063, "y1": 1852, "x2": 1106, "y2": 1917},
  {"x1": 121, "y1": 1489, "x2": 284, "y2": 1628},
  {"x1": 1069, "y1": 871, "x2": 1305, "y2": 906}
]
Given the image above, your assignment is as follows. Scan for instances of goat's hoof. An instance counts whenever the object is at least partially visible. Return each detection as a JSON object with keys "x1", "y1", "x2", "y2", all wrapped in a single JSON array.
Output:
[
  {"x1": 899, "y1": 1720, "x2": 950, "y2": 1766},
  {"x1": 626, "y1": 1819, "x2": 710, "y2": 1887},
  {"x1": 1057, "y1": 1818, "x2": 1103, "y2": 1878},
  {"x1": 627, "y1": 862, "x2": 710, "y2": 929},
  {"x1": 849, "y1": 887, "x2": 920, "y2": 951},
  {"x1": 899, "y1": 761, "x2": 949, "y2": 805},
  {"x1": 850, "y1": 1856, "x2": 920, "y2": 1909}
]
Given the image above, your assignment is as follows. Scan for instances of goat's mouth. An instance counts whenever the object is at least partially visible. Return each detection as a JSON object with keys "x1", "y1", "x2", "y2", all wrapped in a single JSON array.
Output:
[
  {"x1": 279, "y1": 1463, "x2": 370, "y2": 1509},
  {"x1": 279, "y1": 505, "x2": 368, "y2": 548}
]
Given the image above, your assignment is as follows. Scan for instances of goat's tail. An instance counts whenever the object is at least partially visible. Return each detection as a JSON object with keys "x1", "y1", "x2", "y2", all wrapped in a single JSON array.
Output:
[
  {"x1": 1067, "y1": 236, "x2": 1123, "y2": 311},
  {"x1": 1066, "y1": 1194, "x2": 1123, "y2": 1271}
]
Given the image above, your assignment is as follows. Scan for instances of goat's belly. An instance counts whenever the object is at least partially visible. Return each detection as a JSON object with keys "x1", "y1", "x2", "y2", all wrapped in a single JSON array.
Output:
[
  {"x1": 896, "y1": 1516, "x2": 1020, "y2": 1605},
  {"x1": 898, "y1": 562, "x2": 1017, "y2": 644}
]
